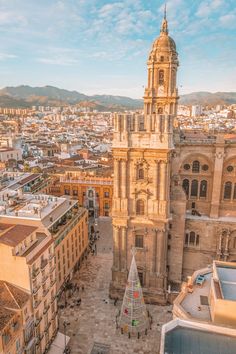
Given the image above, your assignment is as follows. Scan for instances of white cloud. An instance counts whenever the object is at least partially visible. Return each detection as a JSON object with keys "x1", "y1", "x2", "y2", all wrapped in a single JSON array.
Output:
[
  {"x1": 196, "y1": 0, "x2": 224, "y2": 18},
  {"x1": 220, "y1": 13, "x2": 236, "y2": 28},
  {"x1": 0, "y1": 53, "x2": 17, "y2": 60},
  {"x1": 37, "y1": 57, "x2": 78, "y2": 66}
]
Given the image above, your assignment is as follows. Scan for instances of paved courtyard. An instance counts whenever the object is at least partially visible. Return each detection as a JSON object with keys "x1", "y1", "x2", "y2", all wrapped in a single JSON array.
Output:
[{"x1": 58, "y1": 218, "x2": 172, "y2": 354}]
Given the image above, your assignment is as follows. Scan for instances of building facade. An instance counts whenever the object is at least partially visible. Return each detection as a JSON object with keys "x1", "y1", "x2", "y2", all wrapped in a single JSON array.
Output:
[
  {"x1": 59, "y1": 172, "x2": 113, "y2": 218},
  {"x1": 0, "y1": 190, "x2": 89, "y2": 295},
  {"x1": 110, "y1": 14, "x2": 236, "y2": 303},
  {"x1": 0, "y1": 224, "x2": 57, "y2": 354}
]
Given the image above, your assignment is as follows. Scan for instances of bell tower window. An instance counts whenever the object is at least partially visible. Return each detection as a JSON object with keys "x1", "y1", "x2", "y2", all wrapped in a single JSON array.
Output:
[
  {"x1": 137, "y1": 164, "x2": 144, "y2": 180},
  {"x1": 159, "y1": 70, "x2": 164, "y2": 85}
]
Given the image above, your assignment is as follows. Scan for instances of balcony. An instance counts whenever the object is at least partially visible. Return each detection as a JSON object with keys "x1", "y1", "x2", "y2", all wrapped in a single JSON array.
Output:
[
  {"x1": 41, "y1": 274, "x2": 48, "y2": 284},
  {"x1": 34, "y1": 317, "x2": 42, "y2": 327},
  {"x1": 52, "y1": 209, "x2": 86, "y2": 246},
  {"x1": 33, "y1": 299, "x2": 41, "y2": 309},
  {"x1": 49, "y1": 253, "x2": 55, "y2": 261},
  {"x1": 43, "y1": 305, "x2": 50, "y2": 314},
  {"x1": 50, "y1": 278, "x2": 56, "y2": 288},
  {"x1": 44, "y1": 322, "x2": 51, "y2": 333},
  {"x1": 41, "y1": 258, "x2": 48, "y2": 270},
  {"x1": 24, "y1": 322, "x2": 35, "y2": 345},
  {"x1": 43, "y1": 288, "x2": 49, "y2": 297},
  {"x1": 32, "y1": 268, "x2": 40, "y2": 279},
  {"x1": 12, "y1": 321, "x2": 20, "y2": 332},
  {"x1": 33, "y1": 284, "x2": 40, "y2": 294}
]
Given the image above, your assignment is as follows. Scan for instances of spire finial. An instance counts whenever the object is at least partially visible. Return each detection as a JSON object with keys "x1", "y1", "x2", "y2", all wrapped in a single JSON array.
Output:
[
  {"x1": 164, "y1": 3, "x2": 167, "y2": 20},
  {"x1": 161, "y1": 3, "x2": 168, "y2": 34}
]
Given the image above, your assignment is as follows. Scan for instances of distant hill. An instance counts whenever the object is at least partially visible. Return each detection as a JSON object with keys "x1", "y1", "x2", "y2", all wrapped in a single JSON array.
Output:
[
  {"x1": 0, "y1": 85, "x2": 235, "y2": 110},
  {"x1": 0, "y1": 85, "x2": 143, "y2": 111},
  {"x1": 179, "y1": 92, "x2": 236, "y2": 106}
]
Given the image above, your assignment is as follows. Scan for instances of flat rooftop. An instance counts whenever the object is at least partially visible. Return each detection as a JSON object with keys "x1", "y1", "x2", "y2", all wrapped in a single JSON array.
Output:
[
  {"x1": 164, "y1": 326, "x2": 236, "y2": 354},
  {"x1": 0, "y1": 172, "x2": 40, "y2": 191},
  {"x1": 216, "y1": 265, "x2": 236, "y2": 301},
  {"x1": 181, "y1": 272, "x2": 211, "y2": 321},
  {"x1": 0, "y1": 194, "x2": 77, "y2": 228}
]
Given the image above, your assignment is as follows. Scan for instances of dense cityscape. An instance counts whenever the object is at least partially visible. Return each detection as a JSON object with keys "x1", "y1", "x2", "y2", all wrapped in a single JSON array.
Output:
[{"x1": 0, "y1": 2, "x2": 236, "y2": 354}]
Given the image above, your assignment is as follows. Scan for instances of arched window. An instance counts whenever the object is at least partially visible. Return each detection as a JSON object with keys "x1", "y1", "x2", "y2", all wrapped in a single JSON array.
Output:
[
  {"x1": 159, "y1": 70, "x2": 164, "y2": 85},
  {"x1": 192, "y1": 161, "x2": 200, "y2": 173},
  {"x1": 200, "y1": 180, "x2": 207, "y2": 198},
  {"x1": 136, "y1": 199, "x2": 145, "y2": 215},
  {"x1": 224, "y1": 182, "x2": 232, "y2": 200},
  {"x1": 137, "y1": 165, "x2": 144, "y2": 180},
  {"x1": 191, "y1": 180, "x2": 198, "y2": 197},
  {"x1": 158, "y1": 107, "x2": 163, "y2": 114},
  {"x1": 88, "y1": 190, "x2": 94, "y2": 198},
  {"x1": 182, "y1": 179, "x2": 189, "y2": 197}
]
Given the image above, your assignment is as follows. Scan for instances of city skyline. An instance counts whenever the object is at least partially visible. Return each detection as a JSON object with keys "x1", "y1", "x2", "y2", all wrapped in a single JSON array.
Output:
[{"x1": 0, "y1": 0, "x2": 235, "y2": 98}]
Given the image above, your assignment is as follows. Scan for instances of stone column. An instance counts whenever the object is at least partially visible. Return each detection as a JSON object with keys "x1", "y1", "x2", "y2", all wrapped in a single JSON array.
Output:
[
  {"x1": 156, "y1": 229, "x2": 163, "y2": 275},
  {"x1": 121, "y1": 227, "x2": 127, "y2": 270},
  {"x1": 123, "y1": 115, "x2": 127, "y2": 132},
  {"x1": 159, "y1": 161, "x2": 167, "y2": 201},
  {"x1": 113, "y1": 226, "x2": 120, "y2": 269},
  {"x1": 114, "y1": 159, "x2": 120, "y2": 198},
  {"x1": 154, "y1": 160, "x2": 160, "y2": 200},
  {"x1": 152, "y1": 229, "x2": 158, "y2": 273},
  {"x1": 121, "y1": 159, "x2": 127, "y2": 199}
]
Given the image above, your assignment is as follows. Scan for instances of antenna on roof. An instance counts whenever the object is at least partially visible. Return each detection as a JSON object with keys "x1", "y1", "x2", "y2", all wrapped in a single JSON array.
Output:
[{"x1": 164, "y1": 3, "x2": 167, "y2": 20}]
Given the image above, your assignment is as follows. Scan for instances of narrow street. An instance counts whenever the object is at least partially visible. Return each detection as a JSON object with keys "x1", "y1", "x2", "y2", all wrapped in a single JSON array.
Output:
[{"x1": 58, "y1": 218, "x2": 172, "y2": 354}]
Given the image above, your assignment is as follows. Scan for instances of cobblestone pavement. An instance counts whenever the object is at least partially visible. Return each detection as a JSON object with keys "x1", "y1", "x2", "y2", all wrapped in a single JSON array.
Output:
[{"x1": 58, "y1": 218, "x2": 172, "y2": 354}]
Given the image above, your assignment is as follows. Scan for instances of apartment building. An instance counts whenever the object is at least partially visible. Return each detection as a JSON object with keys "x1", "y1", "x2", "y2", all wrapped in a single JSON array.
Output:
[
  {"x1": 0, "y1": 172, "x2": 52, "y2": 195},
  {"x1": 0, "y1": 223, "x2": 57, "y2": 354},
  {"x1": 0, "y1": 281, "x2": 33, "y2": 354},
  {"x1": 0, "y1": 191, "x2": 89, "y2": 293}
]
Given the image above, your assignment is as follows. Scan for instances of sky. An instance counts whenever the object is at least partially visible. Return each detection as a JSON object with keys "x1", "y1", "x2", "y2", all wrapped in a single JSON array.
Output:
[{"x1": 0, "y1": 0, "x2": 235, "y2": 98}]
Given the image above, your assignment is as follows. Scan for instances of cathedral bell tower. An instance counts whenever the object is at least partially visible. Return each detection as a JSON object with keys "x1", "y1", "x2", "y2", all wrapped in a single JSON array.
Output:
[{"x1": 110, "y1": 11, "x2": 179, "y2": 304}]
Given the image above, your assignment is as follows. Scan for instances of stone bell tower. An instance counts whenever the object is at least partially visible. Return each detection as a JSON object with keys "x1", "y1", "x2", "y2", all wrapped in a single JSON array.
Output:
[{"x1": 110, "y1": 11, "x2": 179, "y2": 304}]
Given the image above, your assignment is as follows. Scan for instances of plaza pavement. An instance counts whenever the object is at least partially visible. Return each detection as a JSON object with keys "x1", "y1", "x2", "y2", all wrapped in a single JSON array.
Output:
[{"x1": 58, "y1": 217, "x2": 172, "y2": 354}]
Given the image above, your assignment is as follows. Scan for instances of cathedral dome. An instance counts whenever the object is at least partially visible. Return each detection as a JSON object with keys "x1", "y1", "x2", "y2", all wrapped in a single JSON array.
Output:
[
  {"x1": 148, "y1": 14, "x2": 177, "y2": 60},
  {"x1": 152, "y1": 34, "x2": 176, "y2": 53}
]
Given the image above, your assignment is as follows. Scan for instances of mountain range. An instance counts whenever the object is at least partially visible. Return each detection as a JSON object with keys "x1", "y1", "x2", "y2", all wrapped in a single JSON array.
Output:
[{"x1": 0, "y1": 85, "x2": 235, "y2": 110}]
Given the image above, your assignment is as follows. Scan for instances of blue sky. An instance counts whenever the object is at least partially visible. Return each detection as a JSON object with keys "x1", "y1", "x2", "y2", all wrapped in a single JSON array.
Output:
[{"x1": 0, "y1": 0, "x2": 235, "y2": 98}]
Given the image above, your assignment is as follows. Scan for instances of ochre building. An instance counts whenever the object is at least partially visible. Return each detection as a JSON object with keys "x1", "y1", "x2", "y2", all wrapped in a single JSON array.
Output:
[
  {"x1": 110, "y1": 14, "x2": 236, "y2": 304},
  {"x1": 59, "y1": 172, "x2": 113, "y2": 218}
]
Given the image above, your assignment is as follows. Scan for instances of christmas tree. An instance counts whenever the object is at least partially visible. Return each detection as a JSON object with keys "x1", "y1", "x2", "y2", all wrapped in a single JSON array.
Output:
[{"x1": 119, "y1": 249, "x2": 149, "y2": 337}]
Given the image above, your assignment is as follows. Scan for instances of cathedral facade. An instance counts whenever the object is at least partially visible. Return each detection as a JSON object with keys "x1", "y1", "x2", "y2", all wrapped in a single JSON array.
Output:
[{"x1": 110, "y1": 14, "x2": 236, "y2": 304}]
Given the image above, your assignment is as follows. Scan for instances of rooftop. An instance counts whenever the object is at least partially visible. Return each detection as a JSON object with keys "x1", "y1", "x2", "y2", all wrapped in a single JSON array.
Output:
[
  {"x1": 0, "y1": 193, "x2": 77, "y2": 228},
  {"x1": 164, "y1": 324, "x2": 236, "y2": 354},
  {"x1": 180, "y1": 271, "x2": 212, "y2": 321},
  {"x1": 0, "y1": 280, "x2": 30, "y2": 331},
  {"x1": 0, "y1": 224, "x2": 37, "y2": 247},
  {"x1": 215, "y1": 263, "x2": 236, "y2": 301}
]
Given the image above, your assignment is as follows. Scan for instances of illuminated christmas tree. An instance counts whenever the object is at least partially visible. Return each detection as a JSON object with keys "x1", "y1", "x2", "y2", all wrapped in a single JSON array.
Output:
[{"x1": 119, "y1": 249, "x2": 149, "y2": 337}]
